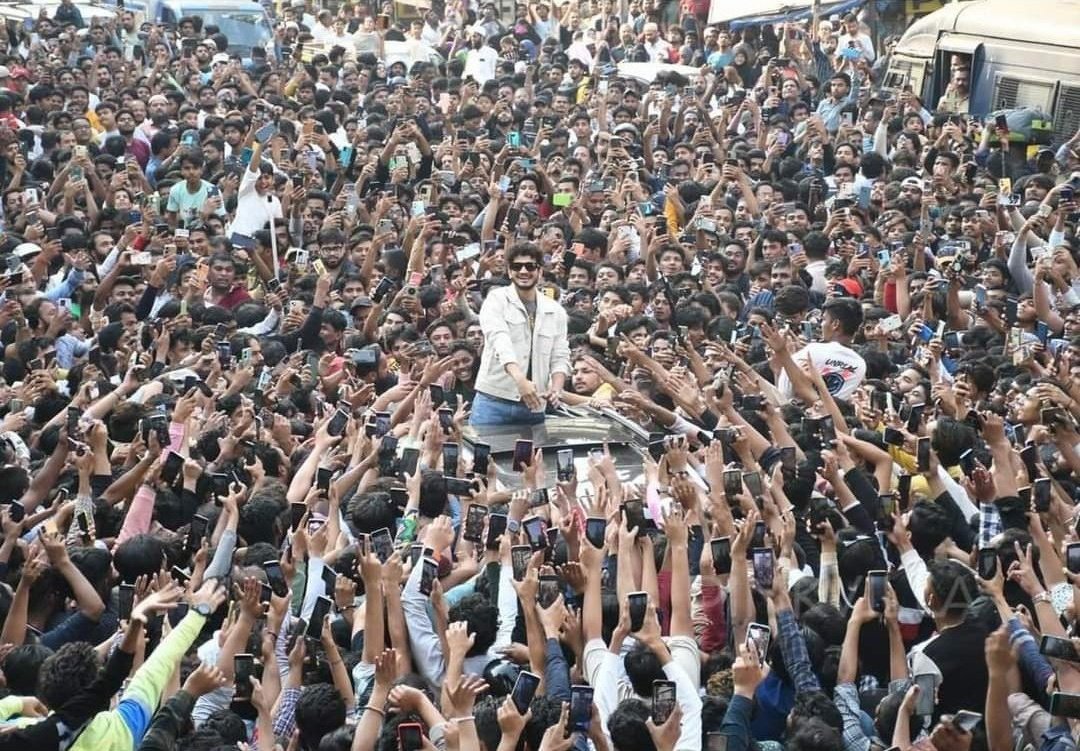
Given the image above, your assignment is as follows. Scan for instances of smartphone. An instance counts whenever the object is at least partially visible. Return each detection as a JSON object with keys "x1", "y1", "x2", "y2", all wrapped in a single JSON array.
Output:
[
  {"x1": 265, "y1": 560, "x2": 288, "y2": 597},
  {"x1": 711, "y1": 537, "x2": 732, "y2": 575},
  {"x1": 463, "y1": 504, "x2": 487, "y2": 543},
  {"x1": 556, "y1": 449, "x2": 575, "y2": 481},
  {"x1": 437, "y1": 408, "x2": 453, "y2": 432},
  {"x1": 306, "y1": 595, "x2": 333, "y2": 638},
  {"x1": 290, "y1": 502, "x2": 306, "y2": 532},
  {"x1": 622, "y1": 499, "x2": 648, "y2": 536},
  {"x1": 883, "y1": 427, "x2": 905, "y2": 447},
  {"x1": 538, "y1": 574, "x2": 561, "y2": 608},
  {"x1": 723, "y1": 470, "x2": 743, "y2": 498},
  {"x1": 523, "y1": 516, "x2": 546, "y2": 550},
  {"x1": 1067, "y1": 543, "x2": 1080, "y2": 575},
  {"x1": 1034, "y1": 478, "x2": 1052, "y2": 512},
  {"x1": 162, "y1": 450, "x2": 184, "y2": 485},
  {"x1": 419, "y1": 558, "x2": 437, "y2": 596},
  {"x1": 780, "y1": 447, "x2": 796, "y2": 472},
  {"x1": 118, "y1": 583, "x2": 135, "y2": 620},
  {"x1": 585, "y1": 517, "x2": 606, "y2": 549},
  {"x1": 400, "y1": 447, "x2": 420, "y2": 478},
  {"x1": 569, "y1": 685, "x2": 594, "y2": 733},
  {"x1": 952, "y1": 710, "x2": 982, "y2": 732},
  {"x1": 471, "y1": 442, "x2": 490, "y2": 476},
  {"x1": 327, "y1": 409, "x2": 349, "y2": 437},
  {"x1": 742, "y1": 471, "x2": 764, "y2": 498},
  {"x1": 907, "y1": 403, "x2": 925, "y2": 433},
  {"x1": 187, "y1": 513, "x2": 208, "y2": 552},
  {"x1": 443, "y1": 442, "x2": 460, "y2": 477},
  {"x1": 752, "y1": 547, "x2": 775, "y2": 590},
  {"x1": 868, "y1": 570, "x2": 887, "y2": 613},
  {"x1": 234, "y1": 653, "x2": 255, "y2": 700},
  {"x1": 914, "y1": 672, "x2": 938, "y2": 716},
  {"x1": 652, "y1": 680, "x2": 677, "y2": 724},
  {"x1": 316, "y1": 466, "x2": 333, "y2": 493},
  {"x1": 511, "y1": 671, "x2": 541, "y2": 714},
  {"x1": 398, "y1": 722, "x2": 424, "y2": 751},
  {"x1": 897, "y1": 473, "x2": 913, "y2": 511},
  {"x1": 512, "y1": 439, "x2": 533, "y2": 472},
  {"x1": 170, "y1": 566, "x2": 191, "y2": 585},
  {"x1": 511, "y1": 545, "x2": 532, "y2": 581},
  {"x1": 628, "y1": 591, "x2": 648, "y2": 632},
  {"x1": 372, "y1": 276, "x2": 395, "y2": 304},
  {"x1": 486, "y1": 513, "x2": 508, "y2": 549},
  {"x1": 1041, "y1": 635, "x2": 1080, "y2": 662},
  {"x1": 370, "y1": 527, "x2": 394, "y2": 564},
  {"x1": 746, "y1": 623, "x2": 771, "y2": 664},
  {"x1": 916, "y1": 437, "x2": 931, "y2": 473}
]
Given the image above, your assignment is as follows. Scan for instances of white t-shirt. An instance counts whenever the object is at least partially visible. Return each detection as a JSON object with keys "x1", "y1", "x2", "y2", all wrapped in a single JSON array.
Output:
[
  {"x1": 229, "y1": 167, "x2": 282, "y2": 238},
  {"x1": 777, "y1": 340, "x2": 866, "y2": 402}
]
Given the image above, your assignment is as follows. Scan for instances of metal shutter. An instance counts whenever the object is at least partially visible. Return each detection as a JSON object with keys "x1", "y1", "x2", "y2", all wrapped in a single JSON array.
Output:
[{"x1": 1053, "y1": 85, "x2": 1080, "y2": 146}]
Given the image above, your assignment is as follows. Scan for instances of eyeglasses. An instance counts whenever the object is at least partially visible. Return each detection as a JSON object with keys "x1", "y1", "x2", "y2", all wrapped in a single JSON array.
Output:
[{"x1": 509, "y1": 262, "x2": 538, "y2": 272}]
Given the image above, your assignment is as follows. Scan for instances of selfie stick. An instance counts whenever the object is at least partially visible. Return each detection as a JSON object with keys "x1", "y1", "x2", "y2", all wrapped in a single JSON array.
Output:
[{"x1": 267, "y1": 195, "x2": 280, "y2": 280}]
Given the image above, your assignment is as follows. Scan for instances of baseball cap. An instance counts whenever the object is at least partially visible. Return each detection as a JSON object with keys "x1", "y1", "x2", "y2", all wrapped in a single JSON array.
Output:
[
  {"x1": 835, "y1": 278, "x2": 864, "y2": 298},
  {"x1": 212, "y1": 52, "x2": 230, "y2": 65},
  {"x1": 901, "y1": 176, "x2": 923, "y2": 191}
]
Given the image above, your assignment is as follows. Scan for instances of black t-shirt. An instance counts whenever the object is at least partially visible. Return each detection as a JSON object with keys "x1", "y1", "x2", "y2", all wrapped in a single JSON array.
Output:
[{"x1": 922, "y1": 619, "x2": 991, "y2": 717}]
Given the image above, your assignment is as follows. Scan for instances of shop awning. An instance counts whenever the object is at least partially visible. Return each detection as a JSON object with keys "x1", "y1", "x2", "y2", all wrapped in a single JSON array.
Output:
[{"x1": 709, "y1": 0, "x2": 867, "y2": 28}]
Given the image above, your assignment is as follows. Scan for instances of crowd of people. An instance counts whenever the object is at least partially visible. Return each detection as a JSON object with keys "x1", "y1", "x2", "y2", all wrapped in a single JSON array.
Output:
[{"x1": 0, "y1": 1, "x2": 1079, "y2": 750}]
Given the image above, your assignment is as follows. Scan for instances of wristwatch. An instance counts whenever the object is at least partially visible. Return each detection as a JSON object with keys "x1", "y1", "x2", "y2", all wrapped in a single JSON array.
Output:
[{"x1": 192, "y1": 602, "x2": 213, "y2": 617}]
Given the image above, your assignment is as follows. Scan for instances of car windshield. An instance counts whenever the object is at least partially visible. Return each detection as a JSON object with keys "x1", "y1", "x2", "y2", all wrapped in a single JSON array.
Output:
[{"x1": 189, "y1": 9, "x2": 269, "y2": 50}]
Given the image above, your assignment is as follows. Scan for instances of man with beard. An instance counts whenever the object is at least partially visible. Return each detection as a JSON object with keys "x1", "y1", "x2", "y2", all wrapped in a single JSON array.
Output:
[
  {"x1": 462, "y1": 27, "x2": 498, "y2": 85},
  {"x1": 314, "y1": 228, "x2": 356, "y2": 284},
  {"x1": 472, "y1": 242, "x2": 570, "y2": 426},
  {"x1": 113, "y1": 108, "x2": 150, "y2": 167}
]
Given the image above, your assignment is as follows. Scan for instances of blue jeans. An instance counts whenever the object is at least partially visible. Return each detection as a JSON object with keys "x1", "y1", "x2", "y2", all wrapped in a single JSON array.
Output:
[{"x1": 469, "y1": 392, "x2": 546, "y2": 427}]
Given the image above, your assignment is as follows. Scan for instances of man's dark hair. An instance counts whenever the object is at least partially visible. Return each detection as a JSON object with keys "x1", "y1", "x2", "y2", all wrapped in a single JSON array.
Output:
[
  {"x1": 931, "y1": 417, "x2": 976, "y2": 468},
  {"x1": 295, "y1": 683, "x2": 347, "y2": 750},
  {"x1": 822, "y1": 297, "x2": 863, "y2": 336},
  {"x1": 785, "y1": 718, "x2": 844, "y2": 751},
  {"x1": 622, "y1": 641, "x2": 665, "y2": 698},
  {"x1": 37, "y1": 642, "x2": 100, "y2": 710},
  {"x1": 506, "y1": 242, "x2": 543, "y2": 265},
  {"x1": 926, "y1": 559, "x2": 977, "y2": 615},
  {"x1": 3, "y1": 644, "x2": 54, "y2": 695},
  {"x1": 607, "y1": 698, "x2": 656, "y2": 751},
  {"x1": 347, "y1": 492, "x2": 397, "y2": 535},
  {"x1": 907, "y1": 501, "x2": 951, "y2": 558},
  {"x1": 113, "y1": 533, "x2": 166, "y2": 583},
  {"x1": 447, "y1": 594, "x2": 499, "y2": 656}
]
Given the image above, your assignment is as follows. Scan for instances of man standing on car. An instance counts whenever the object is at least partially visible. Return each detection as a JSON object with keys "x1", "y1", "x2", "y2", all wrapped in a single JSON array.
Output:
[{"x1": 472, "y1": 243, "x2": 571, "y2": 426}]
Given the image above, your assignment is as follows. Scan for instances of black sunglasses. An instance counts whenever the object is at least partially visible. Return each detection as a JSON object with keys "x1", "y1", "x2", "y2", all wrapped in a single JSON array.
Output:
[{"x1": 509, "y1": 261, "x2": 538, "y2": 272}]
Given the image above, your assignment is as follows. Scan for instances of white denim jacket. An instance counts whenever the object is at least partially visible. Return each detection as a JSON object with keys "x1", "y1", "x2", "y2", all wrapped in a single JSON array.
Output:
[{"x1": 475, "y1": 284, "x2": 571, "y2": 402}]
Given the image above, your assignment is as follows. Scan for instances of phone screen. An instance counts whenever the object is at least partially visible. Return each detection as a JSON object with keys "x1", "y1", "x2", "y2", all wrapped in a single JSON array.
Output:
[
  {"x1": 711, "y1": 537, "x2": 732, "y2": 575},
  {"x1": 511, "y1": 671, "x2": 541, "y2": 714},
  {"x1": 652, "y1": 680, "x2": 677, "y2": 723},
  {"x1": 538, "y1": 575, "x2": 561, "y2": 608},
  {"x1": 977, "y1": 548, "x2": 998, "y2": 580},
  {"x1": 585, "y1": 518, "x2": 606, "y2": 549},
  {"x1": 187, "y1": 514, "x2": 208, "y2": 551},
  {"x1": 868, "y1": 570, "x2": 887, "y2": 612},
  {"x1": 234, "y1": 654, "x2": 255, "y2": 699},
  {"x1": 1041, "y1": 635, "x2": 1080, "y2": 662},
  {"x1": 569, "y1": 686, "x2": 594, "y2": 733},
  {"x1": 628, "y1": 591, "x2": 648, "y2": 632},
  {"x1": 916, "y1": 438, "x2": 931, "y2": 472},
  {"x1": 371, "y1": 528, "x2": 394, "y2": 563},
  {"x1": 306, "y1": 596, "x2": 332, "y2": 638},
  {"x1": 556, "y1": 449, "x2": 575, "y2": 481},
  {"x1": 914, "y1": 673, "x2": 938, "y2": 715},
  {"x1": 752, "y1": 548, "x2": 774, "y2": 589},
  {"x1": 118, "y1": 583, "x2": 135, "y2": 620},
  {"x1": 464, "y1": 504, "x2": 487, "y2": 543},
  {"x1": 472, "y1": 442, "x2": 490, "y2": 476},
  {"x1": 512, "y1": 440, "x2": 533, "y2": 472},
  {"x1": 523, "y1": 516, "x2": 546, "y2": 550},
  {"x1": 290, "y1": 502, "x2": 306, "y2": 532},
  {"x1": 265, "y1": 560, "x2": 288, "y2": 597},
  {"x1": 443, "y1": 442, "x2": 459, "y2": 476},
  {"x1": 419, "y1": 559, "x2": 437, "y2": 596},
  {"x1": 486, "y1": 513, "x2": 507, "y2": 549},
  {"x1": 746, "y1": 623, "x2": 770, "y2": 664},
  {"x1": 511, "y1": 545, "x2": 532, "y2": 581}
]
